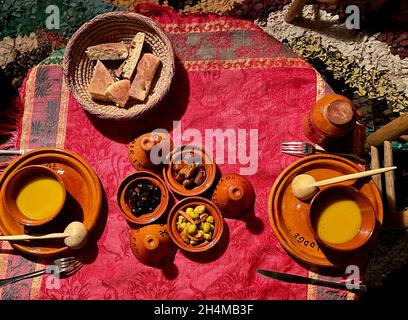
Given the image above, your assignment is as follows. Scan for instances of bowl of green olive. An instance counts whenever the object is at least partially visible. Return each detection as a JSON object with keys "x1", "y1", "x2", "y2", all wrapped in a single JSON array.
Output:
[{"x1": 167, "y1": 197, "x2": 224, "y2": 252}]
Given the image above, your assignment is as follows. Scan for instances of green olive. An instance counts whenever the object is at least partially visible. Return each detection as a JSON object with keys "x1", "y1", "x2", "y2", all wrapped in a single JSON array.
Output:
[
  {"x1": 202, "y1": 222, "x2": 211, "y2": 233},
  {"x1": 206, "y1": 216, "x2": 214, "y2": 224},
  {"x1": 190, "y1": 240, "x2": 198, "y2": 245},
  {"x1": 194, "y1": 205, "x2": 206, "y2": 215},
  {"x1": 178, "y1": 215, "x2": 186, "y2": 223},
  {"x1": 204, "y1": 232, "x2": 212, "y2": 240},
  {"x1": 210, "y1": 224, "x2": 215, "y2": 231},
  {"x1": 186, "y1": 207, "x2": 194, "y2": 215},
  {"x1": 190, "y1": 211, "x2": 199, "y2": 219},
  {"x1": 187, "y1": 224, "x2": 197, "y2": 234},
  {"x1": 180, "y1": 222, "x2": 187, "y2": 229}
]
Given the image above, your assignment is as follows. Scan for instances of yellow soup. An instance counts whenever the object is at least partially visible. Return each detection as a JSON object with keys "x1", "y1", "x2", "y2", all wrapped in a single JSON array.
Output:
[
  {"x1": 16, "y1": 176, "x2": 64, "y2": 220},
  {"x1": 315, "y1": 196, "x2": 362, "y2": 244}
]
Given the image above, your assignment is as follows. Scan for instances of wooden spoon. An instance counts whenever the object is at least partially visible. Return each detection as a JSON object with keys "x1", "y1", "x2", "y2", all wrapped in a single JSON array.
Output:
[
  {"x1": 0, "y1": 221, "x2": 88, "y2": 249},
  {"x1": 292, "y1": 166, "x2": 397, "y2": 200}
]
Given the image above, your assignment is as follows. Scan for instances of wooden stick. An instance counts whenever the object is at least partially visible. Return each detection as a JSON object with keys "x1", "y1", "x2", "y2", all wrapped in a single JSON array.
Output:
[
  {"x1": 370, "y1": 146, "x2": 382, "y2": 195},
  {"x1": 381, "y1": 142, "x2": 408, "y2": 229},
  {"x1": 400, "y1": 209, "x2": 408, "y2": 228},
  {"x1": 386, "y1": 210, "x2": 408, "y2": 229},
  {"x1": 366, "y1": 113, "x2": 408, "y2": 147},
  {"x1": 0, "y1": 233, "x2": 68, "y2": 241},
  {"x1": 384, "y1": 141, "x2": 397, "y2": 214},
  {"x1": 313, "y1": 166, "x2": 397, "y2": 187}
]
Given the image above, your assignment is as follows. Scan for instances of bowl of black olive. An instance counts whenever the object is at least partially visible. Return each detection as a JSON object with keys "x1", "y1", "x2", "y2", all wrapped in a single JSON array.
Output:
[{"x1": 117, "y1": 171, "x2": 169, "y2": 224}]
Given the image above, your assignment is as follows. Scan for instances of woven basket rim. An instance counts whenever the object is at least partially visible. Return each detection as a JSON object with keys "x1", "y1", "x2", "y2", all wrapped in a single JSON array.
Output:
[{"x1": 63, "y1": 11, "x2": 175, "y2": 121}]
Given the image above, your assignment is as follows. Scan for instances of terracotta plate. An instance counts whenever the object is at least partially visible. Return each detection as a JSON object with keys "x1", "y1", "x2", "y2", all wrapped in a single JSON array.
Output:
[
  {"x1": 0, "y1": 148, "x2": 102, "y2": 257},
  {"x1": 268, "y1": 154, "x2": 383, "y2": 267}
]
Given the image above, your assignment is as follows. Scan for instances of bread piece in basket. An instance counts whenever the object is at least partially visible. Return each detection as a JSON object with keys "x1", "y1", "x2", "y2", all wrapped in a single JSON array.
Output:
[
  {"x1": 130, "y1": 53, "x2": 161, "y2": 102},
  {"x1": 86, "y1": 43, "x2": 129, "y2": 60},
  {"x1": 106, "y1": 80, "x2": 131, "y2": 108},
  {"x1": 122, "y1": 32, "x2": 145, "y2": 80},
  {"x1": 88, "y1": 61, "x2": 114, "y2": 101}
]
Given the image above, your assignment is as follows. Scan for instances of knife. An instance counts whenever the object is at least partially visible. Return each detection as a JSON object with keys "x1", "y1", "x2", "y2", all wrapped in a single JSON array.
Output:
[{"x1": 256, "y1": 269, "x2": 367, "y2": 295}]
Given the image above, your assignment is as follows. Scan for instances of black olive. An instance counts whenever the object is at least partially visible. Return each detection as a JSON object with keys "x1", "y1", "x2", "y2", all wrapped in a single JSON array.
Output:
[{"x1": 127, "y1": 181, "x2": 162, "y2": 217}]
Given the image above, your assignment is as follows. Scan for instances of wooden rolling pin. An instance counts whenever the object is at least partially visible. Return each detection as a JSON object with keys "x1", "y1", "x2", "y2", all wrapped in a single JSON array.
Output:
[{"x1": 366, "y1": 113, "x2": 408, "y2": 147}]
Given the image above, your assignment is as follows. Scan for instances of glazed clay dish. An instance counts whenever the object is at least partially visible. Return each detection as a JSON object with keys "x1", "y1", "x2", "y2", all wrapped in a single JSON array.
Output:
[
  {"x1": 211, "y1": 173, "x2": 255, "y2": 218},
  {"x1": 130, "y1": 224, "x2": 177, "y2": 267},
  {"x1": 308, "y1": 185, "x2": 377, "y2": 252},
  {"x1": 1, "y1": 165, "x2": 67, "y2": 227},
  {"x1": 163, "y1": 145, "x2": 216, "y2": 197},
  {"x1": 128, "y1": 131, "x2": 173, "y2": 172},
  {"x1": 0, "y1": 148, "x2": 102, "y2": 257},
  {"x1": 167, "y1": 197, "x2": 223, "y2": 253},
  {"x1": 117, "y1": 171, "x2": 169, "y2": 225},
  {"x1": 269, "y1": 154, "x2": 383, "y2": 267}
]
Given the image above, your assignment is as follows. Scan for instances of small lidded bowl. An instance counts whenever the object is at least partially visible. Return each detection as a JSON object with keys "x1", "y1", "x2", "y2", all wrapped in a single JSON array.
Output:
[
  {"x1": 128, "y1": 131, "x2": 173, "y2": 173},
  {"x1": 308, "y1": 185, "x2": 377, "y2": 252},
  {"x1": 2, "y1": 165, "x2": 66, "y2": 226},
  {"x1": 211, "y1": 173, "x2": 255, "y2": 218},
  {"x1": 163, "y1": 145, "x2": 216, "y2": 197},
  {"x1": 167, "y1": 197, "x2": 223, "y2": 253},
  {"x1": 117, "y1": 171, "x2": 169, "y2": 225},
  {"x1": 130, "y1": 224, "x2": 177, "y2": 267}
]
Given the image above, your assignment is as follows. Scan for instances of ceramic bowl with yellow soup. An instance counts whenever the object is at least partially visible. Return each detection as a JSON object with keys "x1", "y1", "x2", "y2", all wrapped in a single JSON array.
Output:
[
  {"x1": 2, "y1": 165, "x2": 66, "y2": 226},
  {"x1": 308, "y1": 185, "x2": 377, "y2": 252}
]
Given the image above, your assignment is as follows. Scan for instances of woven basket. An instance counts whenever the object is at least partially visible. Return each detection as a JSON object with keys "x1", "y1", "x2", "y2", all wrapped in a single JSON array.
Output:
[{"x1": 63, "y1": 12, "x2": 175, "y2": 121}]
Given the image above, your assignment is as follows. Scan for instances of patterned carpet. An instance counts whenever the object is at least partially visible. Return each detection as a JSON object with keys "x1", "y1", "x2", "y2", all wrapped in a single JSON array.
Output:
[
  {"x1": 2, "y1": 1, "x2": 408, "y2": 120},
  {"x1": 1, "y1": 0, "x2": 408, "y2": 299}
]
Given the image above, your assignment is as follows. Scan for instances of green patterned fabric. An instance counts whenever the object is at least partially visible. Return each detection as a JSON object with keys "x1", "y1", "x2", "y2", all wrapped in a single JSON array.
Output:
[{"x1": 0, "y1": 0, "x2": 121, "y2": 39}]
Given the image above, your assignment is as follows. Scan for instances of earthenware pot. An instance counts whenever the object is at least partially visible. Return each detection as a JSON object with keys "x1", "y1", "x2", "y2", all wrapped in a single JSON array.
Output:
[
  {"x1": 117, "y1": 171, "x2": 169, "y2": 225},
  {"x1": 302, "y1": 94, "x2": 361, "y2": 145},
  {"x1": 163, "y1": 145, "x2": 217, "y2": 197},
  {"x1": 308, "y1": 185, "x2": 376, "y2": 252},
  {"x1": 2, "y1": 165, "x2": 66, "y2": 227},
  {"x1": 130, "y1": 224, "x2": 176, "y2": 267},
  {"x1": 128, "y1": 131, "x2": 173, "y2": 172},
  {"x1": 167, "y1": 197, "x2": 223, "y2": 253},
  {"x1": 211, "y1": 173, "x2": 255, "y2": 218}
]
